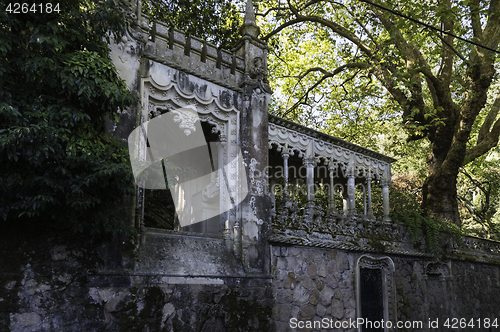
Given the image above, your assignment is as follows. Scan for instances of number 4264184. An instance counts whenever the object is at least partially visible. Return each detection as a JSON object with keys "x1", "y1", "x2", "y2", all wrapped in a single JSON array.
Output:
[{"x1": 6, "y1": 3, "x2": 60, "y2": 14}]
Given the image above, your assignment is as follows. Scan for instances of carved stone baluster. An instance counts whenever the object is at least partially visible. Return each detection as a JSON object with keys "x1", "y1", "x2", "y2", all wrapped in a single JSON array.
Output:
[
  {"x1": 381, "y1": 166, "x2": 392, "y2": 222},
  {"x1": 328, "y1": 161, "x2": 336, "y2": 215},
  {"x1": 366, "y1": 170, "x2": 375, "y2": 220}
]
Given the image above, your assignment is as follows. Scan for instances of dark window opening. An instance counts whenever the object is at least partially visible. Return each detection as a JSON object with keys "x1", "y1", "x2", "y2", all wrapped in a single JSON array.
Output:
[
  {"x1": 360, "y1": 268, "x2": 384, "y2": 332},
  {"x1": 143, "y1": 121, "x2": 221, "y2": 234}
]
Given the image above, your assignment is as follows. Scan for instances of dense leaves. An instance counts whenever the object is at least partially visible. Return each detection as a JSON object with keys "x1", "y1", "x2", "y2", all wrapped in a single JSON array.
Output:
[
  {"x1": 143, "y1": 0, "x2": 244, "y2": 49},
  {"x1": 0, "y1": 0, "x2": 136, "y2": 234}
]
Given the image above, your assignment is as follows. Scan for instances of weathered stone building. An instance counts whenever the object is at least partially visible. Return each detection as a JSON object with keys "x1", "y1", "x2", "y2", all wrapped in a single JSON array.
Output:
[{"x1": 2, "y1": 1, "x2": 500, "y2": 331}]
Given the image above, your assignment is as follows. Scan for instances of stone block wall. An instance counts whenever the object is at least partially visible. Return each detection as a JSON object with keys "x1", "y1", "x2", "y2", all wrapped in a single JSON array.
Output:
[
  {"x1": 271, "y1": 243, "x2": 500, "y2": 332},
  {"x1": 393, "y1": 256, "x2": 500, "y2": 330},
  {"x1": 87, "y1": 278, "x2": 274, "y2": 332},
  {"x1": 271, "y1": 245, "x2": 357, "y2": 332}
]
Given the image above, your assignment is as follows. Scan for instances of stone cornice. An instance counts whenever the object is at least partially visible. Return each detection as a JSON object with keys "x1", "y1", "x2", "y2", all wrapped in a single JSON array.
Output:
[{"x1": 269, "y1": 114, "x2": 397, "y2": 164}]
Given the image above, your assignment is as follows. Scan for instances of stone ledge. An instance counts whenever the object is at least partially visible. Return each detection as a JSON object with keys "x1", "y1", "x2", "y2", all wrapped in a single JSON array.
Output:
[{"x1": 269, "y1": 234, "x2": 434, "y2": 258}]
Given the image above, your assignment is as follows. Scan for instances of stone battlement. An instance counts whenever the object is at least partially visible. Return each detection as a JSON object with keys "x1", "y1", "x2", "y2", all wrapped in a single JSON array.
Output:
[{"x1": 131, "y1": 14, "x2": 246, "y2": 91}]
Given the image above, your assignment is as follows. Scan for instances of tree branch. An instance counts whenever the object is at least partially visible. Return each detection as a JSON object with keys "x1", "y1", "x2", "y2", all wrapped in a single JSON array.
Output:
[
  {"x1": 482, "y1": 0, "x2": 500, "y2": 54},
  {"x1": 257, "y1": 7, "x2": 288, "y2": 18},
  {"x1": 280, "y1": 0, "x2": 375, "y2": 57},
  {"x1": 262, "y1": 17, "x2": 308, "y2": 41},
  {"x1": 283, "y1": 63, "x2": 368, "y2": 116},
  {"x1": 478, "y1": 93, "x2": 500, "y2": 143},
  {"x1": 370, "y1": 65, "x2": 410, "y2": 110},
  {"x1": 372, "y1": 8, "x2": 440, "y2": 87},
  {"x1": 465, "y1": 116, "x2": 500, "y2": 164},
  {"x1": 328, "y1": 0, "x2": 379, "y2": 48},
  {"x1": 469, "y1": 0, "x2": 484, "y2": 41},
  {"x1": 438, "y1": 0, "x2": 454, "y2": 85},
  {"x1": 435, "y1": 34, "x2": 466, "y2": 63}
]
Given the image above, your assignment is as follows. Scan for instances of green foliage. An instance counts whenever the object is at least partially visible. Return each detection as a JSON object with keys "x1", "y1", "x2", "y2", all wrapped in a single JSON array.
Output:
[
  {"x1": 143, "y1": 0, "x2": 244, "y2": 49},
  {"x1": 0, "y1": 0, "x2": 136, "y2": 235},
  {"x1": 458, "y1": 150, "x2": 500, "y2": 240},
  {"x1": 392, "y1": 210, "x2": 463, "y2": 252},
  {"x1": 389, "y1": 172, "x2": 463, "y2": 251}
]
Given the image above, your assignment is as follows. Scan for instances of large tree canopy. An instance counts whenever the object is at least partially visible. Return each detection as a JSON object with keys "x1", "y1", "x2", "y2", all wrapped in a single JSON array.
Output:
[
  {"x1": 0, "y1": 0, "x2": 135, "y2": 234},
  {"x1": 259, "y1": 0, "x2": 500, "y2": 225}
]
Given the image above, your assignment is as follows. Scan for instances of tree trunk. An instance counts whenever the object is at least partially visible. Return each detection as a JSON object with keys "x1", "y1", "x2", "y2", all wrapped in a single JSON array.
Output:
[
  {"x1": 421, "y1": 109, "x2": 465, "y2": 226},
  {"x1": 422, "y1": 166, "x2": 461, "y2": 226}
]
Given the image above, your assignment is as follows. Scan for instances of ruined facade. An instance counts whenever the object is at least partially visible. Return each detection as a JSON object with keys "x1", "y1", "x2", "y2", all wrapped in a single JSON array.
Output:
[{"x1": 2, "y1": 1, "x2": 500, "y2": 331}]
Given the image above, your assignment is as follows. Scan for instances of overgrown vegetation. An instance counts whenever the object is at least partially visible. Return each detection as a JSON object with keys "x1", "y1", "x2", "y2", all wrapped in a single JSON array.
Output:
[
  {"x1": 392, "y1": 210, "x2": 463, "y2": 252},
  {"x1": 260, "y1": 0, "x2": 500, "y2": 226},
  {"x1": 458, "y1": 154, "x2": 500, "y2": 240},
  {"x1": 389, "y1": 173, "x2": 464, "y2": 251},
  {"x1": 0, "y1": 0, "x2": 136, "y2": 235}
]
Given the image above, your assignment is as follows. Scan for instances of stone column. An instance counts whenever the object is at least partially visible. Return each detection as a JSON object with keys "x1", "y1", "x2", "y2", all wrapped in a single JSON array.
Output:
[
  {"x1": 360, "y1": 184, "x2": 367, "y2": 217},
  {"x1": 328, "y1": 161, "x2": 337, "y2": 213},
  {"x1": 345, "y1": 163, "x2": 356, "y2": 215},
  {"x1": 329, "y1": 169, "x2": 335, "y2": 211},
  {"x1": 282, "y1": 149, "x2": 290, "y2": 198},
  {"x1": 381, "y1": 166, "x2": 392, "y2": 222},
  {"x1": 347, "y1": 176, "x2": 355, "y2": 215},
  {"x1": 303, "y1": 157, "x2": 316, "y2": 207},
  {"x1": 366, "y1": 174, "x2": 375, "y2": 220},
  {"x1": 233, "y1": 0, "x2": 272, "y2": 273},
  {"x1": 270, "y1": 176, "x2": 276, "y2": 216}
]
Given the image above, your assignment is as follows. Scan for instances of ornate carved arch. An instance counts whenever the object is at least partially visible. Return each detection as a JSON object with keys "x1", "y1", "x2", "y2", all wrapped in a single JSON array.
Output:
[
  {"x1": 356, "y1": 255, "x2": 397, "y2": 332},
  {"x1": 135, "y1": 60, "x2": 243, "y2": 236}
]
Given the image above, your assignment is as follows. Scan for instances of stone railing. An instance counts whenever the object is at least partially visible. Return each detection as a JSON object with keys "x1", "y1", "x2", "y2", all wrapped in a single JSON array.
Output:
[
  {"x1": 271, "y1": 203, "x2": 500, "y2": 263},
  {"x1": 270, "y1": 197, "x2": 428, "y2": 257},
  {"x1": 460, "y1": 236, "x2": 500, "y2": 254},
  {"x1": 273, "y1": 201, "x2": 401, "y2": 238},
  {"x1": 448, "y1": 235, "x2": 500, "y2": 263}
]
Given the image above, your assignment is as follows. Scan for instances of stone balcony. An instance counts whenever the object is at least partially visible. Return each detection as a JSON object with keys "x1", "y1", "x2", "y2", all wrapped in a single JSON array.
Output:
[
  {"x1": 267, "y1": 114, "x2": 395, "y2": 227},
  {"x1": 267, "y1": 115, "x2": 500, "y2": 262}
]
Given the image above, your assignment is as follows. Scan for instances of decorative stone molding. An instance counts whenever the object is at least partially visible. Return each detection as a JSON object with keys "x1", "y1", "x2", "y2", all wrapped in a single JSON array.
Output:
[
  {"x1": 302, "y1": 157, "x2": 319, "y2": 167},
  {"x1": 268, "y1": 120, "x2": 392, "y2": 181},
  {"x1": 273, "y1": 201, "x2": 405, "y2": 240},
  {"x1": 449, "y1": 236, "x2": 500, "y2": 264},
  {"x1": 425, "y1": 261, "x2": 452, "y2": 280},
  {"x1": 130, "y1": 14, "x2": 246, "y2": 91},
  {"x1": 461, "y1": 237, "x2": 500, "y2": 254},
  {"x1": 171, "y1": 107, "x2": 199, "y2": 136},
  {"x1": 134, "y1": 61, "x2": 243, "y2": 239},
  {"x1": 355, "y1": 255, "x2": 397, "y2": 332}
]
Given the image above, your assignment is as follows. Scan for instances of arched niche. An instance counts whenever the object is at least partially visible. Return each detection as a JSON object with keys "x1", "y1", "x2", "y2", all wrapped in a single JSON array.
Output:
[{"x1": 355, "y1": 255, "x2": 396, "y2": 332}]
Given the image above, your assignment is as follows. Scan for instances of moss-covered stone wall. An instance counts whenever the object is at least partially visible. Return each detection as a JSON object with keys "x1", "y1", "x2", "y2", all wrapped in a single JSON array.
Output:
[
  {"x1": 271, "y1": 244, "x2": 500, "y2": 332},
  {"x1": 0, "y1": 223, "x2": 274, "y2": 332}
]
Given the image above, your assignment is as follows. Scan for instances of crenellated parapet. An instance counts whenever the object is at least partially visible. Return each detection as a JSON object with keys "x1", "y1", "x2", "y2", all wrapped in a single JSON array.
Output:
[{"x1": 125, "y1": 12, "x2": 246, "y2": 92}]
